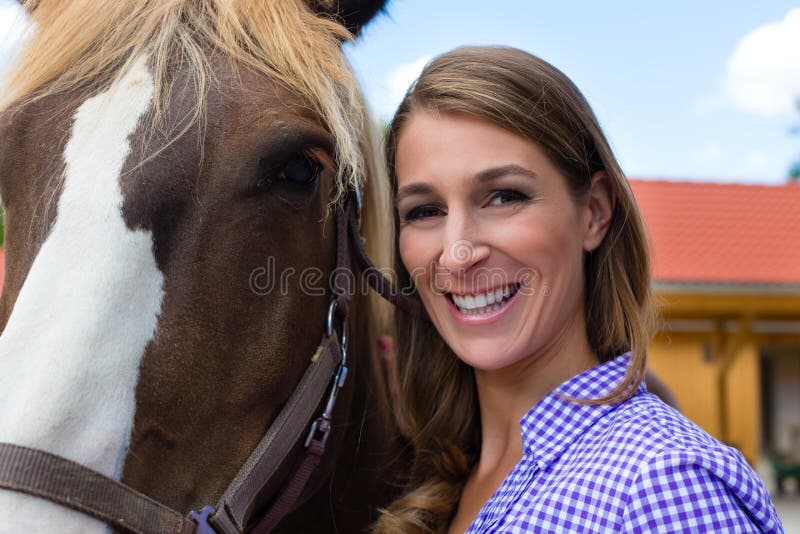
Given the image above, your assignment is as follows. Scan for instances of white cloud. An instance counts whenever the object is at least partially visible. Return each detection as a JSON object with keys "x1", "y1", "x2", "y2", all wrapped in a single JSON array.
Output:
[
  {"x1": 723, "y1": 8, "x2": 800, "y2": 116},
  {"x1": 374, "y1": 55, "x2": 431, "y2": 119}
]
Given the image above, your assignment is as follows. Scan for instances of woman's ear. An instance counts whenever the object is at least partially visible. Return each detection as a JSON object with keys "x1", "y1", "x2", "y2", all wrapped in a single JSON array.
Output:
[{"x1": 583, "y1": 171, "x2": 616, "y2": 252}]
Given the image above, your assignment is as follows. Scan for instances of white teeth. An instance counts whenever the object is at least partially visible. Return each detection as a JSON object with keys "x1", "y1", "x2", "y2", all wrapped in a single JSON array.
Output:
[{"x1": 451, "y1": 285, "x2": 519, "y2": 315}]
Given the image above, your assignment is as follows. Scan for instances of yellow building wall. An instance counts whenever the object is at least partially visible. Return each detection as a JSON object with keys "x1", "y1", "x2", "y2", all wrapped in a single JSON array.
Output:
[
  {"x1": 647, "y1": 335, "x2": 761, "y2": 464},
  {"x1": 648, "y1": 335, "x2": 721, "y2": 438}
]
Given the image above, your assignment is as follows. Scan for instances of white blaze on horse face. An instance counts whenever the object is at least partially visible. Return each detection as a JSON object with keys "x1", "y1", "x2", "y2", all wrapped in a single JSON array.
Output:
[{"x1": 0, "y1": 56, "x2": 162, "y2": 532}]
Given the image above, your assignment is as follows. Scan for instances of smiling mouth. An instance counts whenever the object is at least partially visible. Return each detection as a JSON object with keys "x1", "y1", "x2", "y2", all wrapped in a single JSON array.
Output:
[{"x1": 447, "y1": 283, "x2": 521, "y2": 315}]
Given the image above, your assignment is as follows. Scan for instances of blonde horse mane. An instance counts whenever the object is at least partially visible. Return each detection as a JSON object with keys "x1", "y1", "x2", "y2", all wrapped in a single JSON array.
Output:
[
  {"x1": 2, "y1": 0, "x2": 394, "y2": 338},
  {"x1": 4, "y1": 1, "x2": 379, "y2": 205}
]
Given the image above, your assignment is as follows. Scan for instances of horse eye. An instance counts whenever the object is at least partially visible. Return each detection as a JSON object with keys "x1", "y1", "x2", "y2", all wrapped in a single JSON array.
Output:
[{"x1": 281, "y1": 154, "x2": 320, "y2": 184}]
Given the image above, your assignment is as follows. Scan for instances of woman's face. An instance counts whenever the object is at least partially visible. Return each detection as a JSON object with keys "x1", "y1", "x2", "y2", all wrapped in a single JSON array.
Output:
[{"x1": 395, "y1": 111, "x2": 610, "y2": 372}]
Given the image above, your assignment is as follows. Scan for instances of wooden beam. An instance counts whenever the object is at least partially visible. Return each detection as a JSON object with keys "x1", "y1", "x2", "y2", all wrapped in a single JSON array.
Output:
[{"x1": 713, "y1": 317, "x2": 752, "y2": 445}]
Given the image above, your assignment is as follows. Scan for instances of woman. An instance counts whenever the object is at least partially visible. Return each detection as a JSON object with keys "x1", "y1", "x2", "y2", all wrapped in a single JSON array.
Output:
[{"x1": 374, "y1": 46, "x2": 783, "y2": 533}]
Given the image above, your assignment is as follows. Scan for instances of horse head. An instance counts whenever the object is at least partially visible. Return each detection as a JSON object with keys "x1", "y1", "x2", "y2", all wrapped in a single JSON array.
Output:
[{"x1": 0, "y1": 1, "x2": 402, "y2": 532}]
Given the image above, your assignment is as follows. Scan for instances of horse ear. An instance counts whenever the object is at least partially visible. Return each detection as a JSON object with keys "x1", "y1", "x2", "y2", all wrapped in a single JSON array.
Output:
[{"x1": 308, "y1": 0, "x2": 388, "y2": 36}]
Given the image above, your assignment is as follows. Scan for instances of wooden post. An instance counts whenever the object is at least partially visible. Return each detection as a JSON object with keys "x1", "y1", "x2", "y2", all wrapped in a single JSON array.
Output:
[{"x1": 713, "y1": 317, "x2": 752, "y2": 446}]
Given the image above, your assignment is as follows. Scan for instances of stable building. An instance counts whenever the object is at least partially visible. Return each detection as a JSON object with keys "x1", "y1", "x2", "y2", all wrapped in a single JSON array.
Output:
[{"x1": 632, "y1": 179, "x2": 800, "y2": 470}]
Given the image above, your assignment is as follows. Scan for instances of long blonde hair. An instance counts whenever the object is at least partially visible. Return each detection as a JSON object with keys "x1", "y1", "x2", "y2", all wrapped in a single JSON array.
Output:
[{"x1": 374, "y1": 46, "x2": 656, "y2": 533}]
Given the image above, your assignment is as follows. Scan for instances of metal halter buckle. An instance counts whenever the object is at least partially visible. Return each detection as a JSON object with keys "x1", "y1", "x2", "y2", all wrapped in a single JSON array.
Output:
[{"x1": 307, "y1": 301, "x2": 349, "y2": 448}]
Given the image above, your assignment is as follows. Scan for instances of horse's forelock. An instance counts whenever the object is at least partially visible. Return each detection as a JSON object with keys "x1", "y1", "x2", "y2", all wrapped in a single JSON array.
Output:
[{"x1": 2, "y1": 0, "x2": 379, "y2": 209}]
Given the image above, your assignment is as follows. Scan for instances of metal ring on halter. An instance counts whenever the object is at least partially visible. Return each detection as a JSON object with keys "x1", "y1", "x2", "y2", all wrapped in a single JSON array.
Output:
[
  {"x1": 306, "y1": 301, "x2": 349, "y2": 448},
  {"x1": 326, "y1": 299, "x2": 337, "y2": 338},
  {"x1": 326, "y1": 300, "x2": 347, "y2": 359}
]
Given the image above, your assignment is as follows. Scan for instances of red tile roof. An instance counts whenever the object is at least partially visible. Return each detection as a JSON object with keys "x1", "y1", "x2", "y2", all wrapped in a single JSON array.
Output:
[{"x1": 630, "y1": 179, "x2": 800, "y2": 286}]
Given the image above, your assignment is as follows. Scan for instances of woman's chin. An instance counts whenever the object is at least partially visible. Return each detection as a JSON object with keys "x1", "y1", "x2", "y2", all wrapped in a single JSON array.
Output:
[{"x1": 449, "y1": 342, "x2": 524, "y2": 373}]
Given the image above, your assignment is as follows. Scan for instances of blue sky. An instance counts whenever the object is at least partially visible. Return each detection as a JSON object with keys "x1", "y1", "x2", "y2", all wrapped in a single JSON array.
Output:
[
  {"x1": 344, "y1": 1, "x2": 800, "y2": 184},
  {"x1": 2, "y1": 1, "x2": 798, "y2": 184}
]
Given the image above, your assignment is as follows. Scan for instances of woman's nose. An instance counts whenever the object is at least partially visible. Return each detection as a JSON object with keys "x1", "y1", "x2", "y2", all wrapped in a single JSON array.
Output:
[{"x1": 437, "y1": 215, "x2": 490, "y2": 275}]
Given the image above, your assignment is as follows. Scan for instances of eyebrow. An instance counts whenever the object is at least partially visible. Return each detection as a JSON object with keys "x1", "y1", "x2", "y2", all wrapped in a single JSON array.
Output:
[
  {"x1": 475, "y1": 164, "x2": 538, "y2": 184},
  {"x1": 396, "y1": 164, "x2": 539, "y2": 205}
]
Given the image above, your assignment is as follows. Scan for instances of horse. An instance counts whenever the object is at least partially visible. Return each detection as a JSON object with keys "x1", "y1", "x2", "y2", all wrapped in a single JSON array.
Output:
[{"x1": 0, "y1": 1, "x2": 408, "y2": 532}]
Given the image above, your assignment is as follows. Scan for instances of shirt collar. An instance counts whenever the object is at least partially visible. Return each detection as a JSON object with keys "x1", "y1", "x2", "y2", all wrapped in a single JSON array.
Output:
[{"x1": 519, "y1": 353, "x2": 644, "y2": 470}]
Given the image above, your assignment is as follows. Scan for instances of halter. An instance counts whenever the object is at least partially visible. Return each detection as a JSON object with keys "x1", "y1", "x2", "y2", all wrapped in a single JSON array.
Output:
[{"x1": 0, "y1": 184, "x2": 426, "y2": 533}]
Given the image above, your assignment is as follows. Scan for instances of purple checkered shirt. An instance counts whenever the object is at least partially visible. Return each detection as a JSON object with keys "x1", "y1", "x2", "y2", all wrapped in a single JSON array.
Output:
[{"x1": 464, "y1": 353, "x2": 784, "y2": 533}]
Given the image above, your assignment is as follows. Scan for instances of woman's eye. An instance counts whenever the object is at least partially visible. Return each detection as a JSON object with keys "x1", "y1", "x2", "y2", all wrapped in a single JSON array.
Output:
[
  {"x1": 405, "y1": 205, "x2": 443, "y2": 221},
  {"x1": 280, "y1": 154, "x2": 321, "y2": 184},
  {"x1": 488, "y1": 189, "x2": 529, "y2": 206}
]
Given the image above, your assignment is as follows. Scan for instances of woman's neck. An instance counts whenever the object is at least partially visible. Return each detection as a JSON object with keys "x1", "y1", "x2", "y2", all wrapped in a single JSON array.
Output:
[
  {"x1": 473, "y1": 313, "x2": 598, "y2": 472},
  {"x1": 448, "y1": 313, "x2": 599, "y2": 534},
  {"x1": 449, "y1": 317, "x2": 598, "y2": 534}
]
